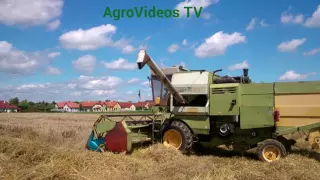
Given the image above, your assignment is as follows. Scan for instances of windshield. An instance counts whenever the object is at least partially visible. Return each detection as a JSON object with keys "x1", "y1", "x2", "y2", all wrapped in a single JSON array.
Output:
[{"x1": 152, "y1": 77, "x2": 161, "y2": 101}]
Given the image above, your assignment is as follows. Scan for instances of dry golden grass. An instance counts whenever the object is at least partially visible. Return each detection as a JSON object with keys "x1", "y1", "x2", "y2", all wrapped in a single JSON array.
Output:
[{"x1": 0, "y1": 113, "x2": 319, "y2": 180}]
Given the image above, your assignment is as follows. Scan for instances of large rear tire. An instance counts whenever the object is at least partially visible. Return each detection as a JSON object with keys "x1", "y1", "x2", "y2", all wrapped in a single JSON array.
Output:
[
  {"x1": 162, "y1": 121, "x2": 193, "y2": 154},
  {"x1": 256, "y1": 139, "x2": 287, "y2": 162}
]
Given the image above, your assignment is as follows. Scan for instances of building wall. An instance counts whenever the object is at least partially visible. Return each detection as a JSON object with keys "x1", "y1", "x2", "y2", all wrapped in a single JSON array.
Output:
[
  {"x1": 0, "y1": 108, "x2": 18, "y2": 113},
  {"x1": 92, "y1": 104, "x2": 104, "y2": 112},
  {"x1": 129, "y1": 105, "x2": 136, "y2": 111},
  {"x1": 104, "y1": 106, "x2": 113, "y2": 112},
  {"x1": 63, "y1": 105, "x2": 79, "y2": 112},
  {"x1": 113, "y1": 103, "x2": 121, "y2": 111}
]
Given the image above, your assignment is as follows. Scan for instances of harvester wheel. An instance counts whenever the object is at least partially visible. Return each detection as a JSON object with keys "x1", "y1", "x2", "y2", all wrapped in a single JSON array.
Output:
[
  {"x1": 308, "y1": 128, "x2": 320, "y2": 151},
  {"x1": 256, "y1": 139, "x2": 287, "y2": 162},
  {"x1": 162, "y1": 121, "x2": 193, "y2": 154}
]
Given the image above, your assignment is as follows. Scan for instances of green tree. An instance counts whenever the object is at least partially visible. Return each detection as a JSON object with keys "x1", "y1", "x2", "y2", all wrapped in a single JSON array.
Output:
[
  {"x1": 19, "y1": 99, "x2": 29, "y2": 111},
  {"x1": 9, "y1": 97, "x2": 19, "y2": 106},
  {"x1": 79, "y1": 104, "x2": 84, "y2": 112}
]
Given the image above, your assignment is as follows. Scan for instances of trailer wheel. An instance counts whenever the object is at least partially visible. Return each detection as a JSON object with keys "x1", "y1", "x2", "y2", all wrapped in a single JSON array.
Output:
[
  {"x1": 162, "y1": 121, "x2": 193, "y2": 154},
  {"x1": 256, "y1": 139, "x2": 287, "y2": 162}
]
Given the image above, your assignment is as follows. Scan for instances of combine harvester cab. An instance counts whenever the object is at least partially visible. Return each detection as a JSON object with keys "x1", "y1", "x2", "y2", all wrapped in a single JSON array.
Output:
[{"x1": 86, "y1": 49, "x2": 320, "y2": 162}]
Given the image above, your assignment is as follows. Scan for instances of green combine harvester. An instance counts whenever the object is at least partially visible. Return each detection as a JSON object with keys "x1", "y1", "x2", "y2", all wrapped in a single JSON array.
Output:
[{"x1": 86, "y1": 49, "x2": 320, "y2": 162}]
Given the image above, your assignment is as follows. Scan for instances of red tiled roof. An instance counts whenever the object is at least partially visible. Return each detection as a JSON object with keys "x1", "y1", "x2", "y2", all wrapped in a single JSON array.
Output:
[
  {"x1": 80, "y1": 101, "x2": 102, "y2": 108},
  {"x1": 104, "y1": 101, "x2": 118, "y2": 107},
  {"x1": 0, "y1": 100, "x2": 19, "y2": 109},
  {"x1": 65, "y1": 101, "x2": 80, "y2": 109},
  {"x1": 118, "y1": 102, "x2": 134, "y2": 108},
  {"x1": 134, "y1": 101, "x2": 151, "y2": 107},
  {"x1": 56, "y1": 102, "x2": 65, "y2": 108}
]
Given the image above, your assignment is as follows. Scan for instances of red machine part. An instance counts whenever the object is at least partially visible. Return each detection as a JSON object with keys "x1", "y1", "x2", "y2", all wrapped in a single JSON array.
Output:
[
  {"x1": 274, "y1": 109, "x2": 280, "y2": 122},
  {"x1": 105, "y1": 122, "x2": 128, "y2": 152}
]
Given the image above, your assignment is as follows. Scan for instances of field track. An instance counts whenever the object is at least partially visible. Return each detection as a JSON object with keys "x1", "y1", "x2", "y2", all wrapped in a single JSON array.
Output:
[{"x1": 0, "y1": 113, "x2": 319, "y2": 180}]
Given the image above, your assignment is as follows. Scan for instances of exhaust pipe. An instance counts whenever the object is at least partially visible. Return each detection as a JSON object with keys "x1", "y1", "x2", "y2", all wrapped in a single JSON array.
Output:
[
  {"x1": 136, "y1": 49, "x2": 188, "y2": 105},
  {"x1": 243, "y1": 68, "x2": 248, "y2": 77}
]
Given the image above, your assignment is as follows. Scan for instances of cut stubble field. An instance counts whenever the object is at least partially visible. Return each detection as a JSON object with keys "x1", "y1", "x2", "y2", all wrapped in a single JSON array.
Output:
[{"x1": 0, "y1": 113, "x2": 319, "y2": 180}]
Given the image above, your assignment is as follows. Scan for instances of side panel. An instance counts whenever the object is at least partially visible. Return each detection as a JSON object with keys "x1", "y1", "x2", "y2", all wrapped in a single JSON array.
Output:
[
  {"x1": 209, "y1": 83, "x2": 239, "y2": 115},
  {"x1": 239, "y1": 83, "x2": 275, "y2": 129},
  {"x1": 173, "y1": 115, "x2": 210, "y2": 135},
  {"x1": 240, "y1": 106, "x2": 274, "y2": 129}
]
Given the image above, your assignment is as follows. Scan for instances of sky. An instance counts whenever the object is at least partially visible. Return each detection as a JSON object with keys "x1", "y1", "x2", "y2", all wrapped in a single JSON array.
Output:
[{"x1": 0, "y1": 0, "x2": 320, "y2": 102}]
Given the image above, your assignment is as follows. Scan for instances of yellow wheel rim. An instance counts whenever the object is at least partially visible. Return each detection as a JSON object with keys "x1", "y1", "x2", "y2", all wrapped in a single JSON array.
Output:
[
  {"x1": 163, "y1": 129, "x2": 182, "y2": 149},
  {"x1": 262, "y1": 145, "x2": 281, "y2": 162},
  {"x1": 308, "y1": 129, "x2": 320, "y2": 151}
]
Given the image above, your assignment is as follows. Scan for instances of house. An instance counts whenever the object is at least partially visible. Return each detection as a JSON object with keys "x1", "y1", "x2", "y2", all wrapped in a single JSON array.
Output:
[
  {"x1": 55, "y1": 102, "x2": 65, "y2": 109},
  {"x1": 80, "y1": 101, "x2": 105, "y2": 112},
  {"x1": 118, "y1": 102, "x2": 136, "y2": 111},
  {"x1": 63, "y1": 101, "x2": 80, "y2": 112},
  {"x1": 103, "y1": 101, "x2": 121, "y2": 111},
  {"x1": 0, "y1": 100, "x2": 19, "y2": 112},
  {"x1": 135, "y1": 101, "x2": 153, "y2": 110}
]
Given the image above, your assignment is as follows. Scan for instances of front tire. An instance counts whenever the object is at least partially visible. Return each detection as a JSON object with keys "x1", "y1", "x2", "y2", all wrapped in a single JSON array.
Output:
[
  {"x1": 256, "y1": 139, "x2": 287, "y2": 162},
  {"x1": 162, "y1": 121, "x2": 193, "y2": 154}
]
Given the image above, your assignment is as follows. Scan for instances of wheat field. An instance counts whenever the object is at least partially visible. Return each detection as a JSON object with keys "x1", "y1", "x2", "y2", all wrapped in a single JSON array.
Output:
[{"x1": 0, "y1": 113, "x2": 319, "y2": 180}]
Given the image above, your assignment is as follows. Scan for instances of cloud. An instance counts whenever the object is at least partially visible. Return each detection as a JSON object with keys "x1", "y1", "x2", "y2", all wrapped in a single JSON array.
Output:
[
  {"x1": 48, "y1": 52, "x2": 60, "y2": 58},
  {"x1": 202, "y1": 13, "x2": 212, "y2": 19},
  {"x1": 279, "y1": 70, "x2": 316, "y2": 81},
  {"x1": 303, "y1": 48, "x2": 320, "y2": 56},
  {"x1": 304, "y1": 5, "x2": 320, "y2": 27},
  {"x1": 46, "y1": 66, "x2": 61, "y2": 75},
  {"x1": 277, "y1": 38, "x2": 306, "y2": 52},
  {"x1": 59, "y1": 24, "x2": 137, "y2": 53},
  {"x1": 260, "y1": 20, "x2": 269, "y2": 27},
  {"x1": 281, "y1": 13, "x2": 304, "y2": 24},
  {"x1": 246, "y1": 18, "x2": 258, "y2": 31},
  {"x1": 72, "y1": 55, "x2": 96, "y2": 73},
  {"x1": 228, "y1": 60, "x2": 249, "y2": 71},
  {"x1": 101, "y1": 58, "x2": 136, "y2": 70},
  {"x1": 168, "y1": 44, "x2": 179, "y2": 53},
  {"x1": 128, "y1": 78, "x2": 140, "y2": 84},
  {"x1": 75, "y1": 75, "x2": 123, "y2": 90},
  {"x1": 70, "y1": 92, "x2": 81, "y2": 96},
  {"x1": 0, "y1": 0, "x2": 63, "y2": 28},
  {"x1": 0, "y1": 75, "x2": 124, "y2": 101},
  {"x1": 281, "y1": 6, "x2": 304, "y2": 25},
  {"x1": 182, "y1": 39, "x2": 188, "y2": 46},
  {"x1": 194, "y1": 31, "x2": 246, "y2": 58},
  {"x1": 112, "y1": 38, "x2": 136, "y2": 54},
  {"x1": 175, "y1": 0, "x2": 219, "y2": 17},
  {"x1": 126, "y1": 90, "x2": 134, "y2": 95},
  {"x1": 0, "y1": 41, "x2": 53, "y2": 75},
  {"x1": 59, "y1": 24, "x2": 117, "y2": 51},
  {"x1": 47, "y1": 19, "x2": 61, "y2": 31},
  {"x1": 141, "y1": 81, "x2": 150, "y2": 87},
  {"x1": 145, "y1": 36, "x2": 151, "y2": 41},
  {"x1": 91, "y1": 90, "x2": 116, "y2": 96},
  {"x1": 246, "y1": 17, "x2": 269, "y2": 31},
  {"x1": 280, "y1": 5, "x2": 320, "y2": 28}
]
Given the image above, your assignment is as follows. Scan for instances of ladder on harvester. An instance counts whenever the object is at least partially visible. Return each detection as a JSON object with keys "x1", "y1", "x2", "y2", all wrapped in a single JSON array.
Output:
[{"x1": 152, "y1": 113, "x2": 165, "y2": 143}]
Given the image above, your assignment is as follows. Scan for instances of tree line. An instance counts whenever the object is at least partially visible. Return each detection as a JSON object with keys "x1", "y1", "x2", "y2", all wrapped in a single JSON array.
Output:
[{"x1": 8, "y1": 97, "x2": 56, "y2": 112}]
